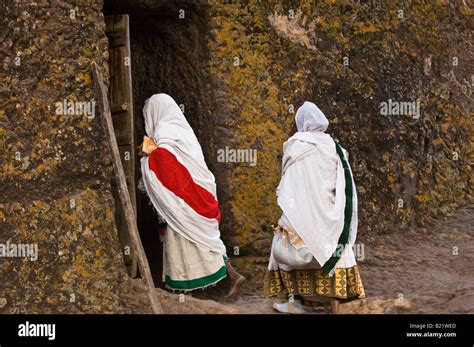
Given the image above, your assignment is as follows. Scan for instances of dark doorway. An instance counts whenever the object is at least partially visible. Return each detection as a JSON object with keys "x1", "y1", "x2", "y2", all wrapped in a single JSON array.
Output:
[{"x1": 103, "y1": 0, "x2": 213, "y2": 288}]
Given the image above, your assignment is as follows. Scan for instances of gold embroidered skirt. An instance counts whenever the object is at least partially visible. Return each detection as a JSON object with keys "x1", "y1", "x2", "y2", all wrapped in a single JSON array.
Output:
[{"x1": 264, "y1": 265, "x2": 365, "y2": 301}]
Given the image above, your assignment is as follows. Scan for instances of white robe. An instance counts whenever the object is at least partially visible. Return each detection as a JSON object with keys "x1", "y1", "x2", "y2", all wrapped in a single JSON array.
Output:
[
  {"x1": 140, "y1": 94, "x2": 227, "y2": 255},
  {"x1": 268, "y1": 102, "x2": 358, "y2": 275}
]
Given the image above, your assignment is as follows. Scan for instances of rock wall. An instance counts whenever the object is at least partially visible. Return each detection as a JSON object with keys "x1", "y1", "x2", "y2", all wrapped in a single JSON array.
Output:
[
  {"x1": 207, "y1": 0, "x2": 473, "y2": 256},
  {"x1": 0, "y1": 0, "x2": 147, "y2": 313},
  {"x1": 0, "y1": 0, "x2": 472, "y2": 312}
]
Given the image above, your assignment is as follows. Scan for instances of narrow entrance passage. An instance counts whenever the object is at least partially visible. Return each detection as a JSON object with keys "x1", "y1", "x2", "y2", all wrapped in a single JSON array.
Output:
[{"x1": 103, "y1": 0, "x2": 213, "y2": 287}]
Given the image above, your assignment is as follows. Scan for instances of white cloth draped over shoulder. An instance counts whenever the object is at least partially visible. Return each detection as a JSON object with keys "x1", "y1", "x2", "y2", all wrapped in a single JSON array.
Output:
[
  {"x1": 140, "y1": 93, "x2": 227, "y2": 255},
  {"x1": 268, "y1": 101, "x2": 358, "y2": 275}
]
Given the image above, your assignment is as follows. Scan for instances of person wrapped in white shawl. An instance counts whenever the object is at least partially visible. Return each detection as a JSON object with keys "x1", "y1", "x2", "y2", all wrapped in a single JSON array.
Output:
[
  {"x1": 265, "y1": 101, "x2": 365, "y2": 314},
  {"x1": 139, "y1": 93, "x2": 245, "y2": 296}
]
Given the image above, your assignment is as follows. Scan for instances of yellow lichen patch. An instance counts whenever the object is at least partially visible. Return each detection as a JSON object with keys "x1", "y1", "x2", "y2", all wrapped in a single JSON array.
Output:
[
  {"x1": 209, "y1": 1, "x2": 312, "y2": 249},
  {"x1": 387, "y1": 174, "x2": 395, "y2": 184},
  {"x1": 355, "y1": 22, "x2": 379, "y2": 34}
]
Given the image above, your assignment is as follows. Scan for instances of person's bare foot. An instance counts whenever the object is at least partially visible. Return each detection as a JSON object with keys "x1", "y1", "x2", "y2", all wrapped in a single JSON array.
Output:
[{"x1": 224, "y1": 260, "x2": 246, "y2": 299}]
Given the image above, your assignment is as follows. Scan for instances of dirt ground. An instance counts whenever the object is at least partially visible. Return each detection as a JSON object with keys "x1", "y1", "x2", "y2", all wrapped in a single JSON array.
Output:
[
  {"x1": 158, "y1": 205, "x2": 473, "y2": 314},
  {"x1": 347, "y1": 205, "x2": 474, "y2": 314}
]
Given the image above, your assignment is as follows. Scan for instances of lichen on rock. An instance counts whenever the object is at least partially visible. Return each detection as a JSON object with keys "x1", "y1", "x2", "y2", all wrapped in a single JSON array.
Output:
[{"x1": 0, "y1": 0, "x2": 472, "y2": 312}]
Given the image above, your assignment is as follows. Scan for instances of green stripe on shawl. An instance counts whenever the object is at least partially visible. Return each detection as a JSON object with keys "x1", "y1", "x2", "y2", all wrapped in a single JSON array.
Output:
[{"x1": 322, "y1": 141, "x2": 354, "y2": 275}]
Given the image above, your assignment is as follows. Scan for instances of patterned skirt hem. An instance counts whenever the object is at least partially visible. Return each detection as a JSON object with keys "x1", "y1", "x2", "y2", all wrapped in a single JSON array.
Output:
[{"x1": 264, "y1": 265, "x2": 366, "y2": 300}]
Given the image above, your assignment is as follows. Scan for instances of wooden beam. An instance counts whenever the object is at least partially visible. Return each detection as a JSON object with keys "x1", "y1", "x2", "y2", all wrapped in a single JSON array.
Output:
[
  {"x1": 105, "y1": 14, "x2": 138, "y2": 278},
  {"x1": 91, "y1": 62, "x2": 162, "y2": 314}
]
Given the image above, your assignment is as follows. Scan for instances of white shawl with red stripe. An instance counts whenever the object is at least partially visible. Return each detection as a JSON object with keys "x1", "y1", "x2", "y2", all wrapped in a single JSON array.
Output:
[{"x1": 140, "y1": 94, "x2": 227, "y2": 255}]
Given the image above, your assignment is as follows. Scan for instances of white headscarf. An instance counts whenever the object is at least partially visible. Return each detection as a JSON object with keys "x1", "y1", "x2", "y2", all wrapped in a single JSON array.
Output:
[
  {"x1": 140, "y1": 93, "x2": 226, "y2": 255},
  {"x1": 295, "y1": 101, "x2": 329, "y2": 132},
  {"x1": 143, "y1": 93, "x2": 206, "y2": 166}
]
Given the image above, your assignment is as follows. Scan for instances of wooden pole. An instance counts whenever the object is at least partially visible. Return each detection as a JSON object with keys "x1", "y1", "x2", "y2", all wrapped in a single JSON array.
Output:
[{"x1": 91, "y1": 62, "x2": 162, "y2": 314}]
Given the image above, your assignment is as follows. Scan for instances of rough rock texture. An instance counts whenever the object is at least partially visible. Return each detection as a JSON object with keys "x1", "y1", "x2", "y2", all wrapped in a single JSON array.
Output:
[
  {"x1": 105, "y1": 0, "x2": 473, "y2": 254},
  {"x1": 0, "y1": 0, "x2": 148, "y2": 313},
  {"x1": 207, "y1": 0, "x2": 473, "y2": 256},
  {"x1": 0, "y1": 0, "x2": 472, "y2": 313}
]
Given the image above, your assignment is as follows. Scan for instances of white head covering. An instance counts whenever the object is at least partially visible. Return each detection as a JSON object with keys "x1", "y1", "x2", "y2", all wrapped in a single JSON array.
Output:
[
  {"x1": 143, "y1": 93, "x2": 205, "y2": 163},
  {"x1": 295, "y1": 101, "x2": 329, "y2": 132}
]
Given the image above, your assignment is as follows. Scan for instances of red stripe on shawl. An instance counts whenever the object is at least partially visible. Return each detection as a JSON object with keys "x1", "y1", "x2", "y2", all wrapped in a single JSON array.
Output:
[{"x1": 148, "y1": 147, "x2": 221, "y2": 223}]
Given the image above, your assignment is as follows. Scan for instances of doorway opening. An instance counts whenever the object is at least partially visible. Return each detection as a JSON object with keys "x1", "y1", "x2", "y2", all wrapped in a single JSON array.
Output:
[{"x1": 102, "y1": 1, "x2": 213, "y2": 288}]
